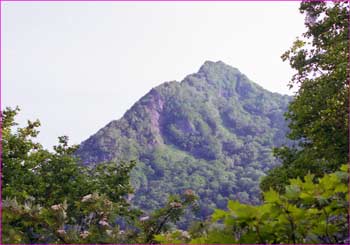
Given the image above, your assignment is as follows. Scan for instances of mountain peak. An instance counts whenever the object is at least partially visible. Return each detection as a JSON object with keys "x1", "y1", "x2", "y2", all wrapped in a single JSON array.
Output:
[
  {"x1": 76, "y1": 62, "x2": 291, "y2": 223},
  {"x1": 198, "y1": 60, "x2": 239, "y2": 74},
  {"x1": 182, "y1": 60, "x2": 246, "y2": 94},
  {"x1": 202, "y1": 60, "x2": 226, "y2": 66}
]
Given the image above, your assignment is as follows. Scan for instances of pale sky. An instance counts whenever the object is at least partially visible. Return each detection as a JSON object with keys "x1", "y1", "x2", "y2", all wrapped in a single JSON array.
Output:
[{"x1": 2, "y1": 2, "x2": 306, "y2": 150}]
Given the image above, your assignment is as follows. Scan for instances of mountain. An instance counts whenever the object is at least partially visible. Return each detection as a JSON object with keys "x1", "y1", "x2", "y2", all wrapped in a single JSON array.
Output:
[{"x1": 76, "y1": 61, "x2": 291, "y2": 225}]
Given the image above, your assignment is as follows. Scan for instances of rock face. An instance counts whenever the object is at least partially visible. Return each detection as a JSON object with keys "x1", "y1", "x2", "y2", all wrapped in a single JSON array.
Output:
[{"x1": 76, "y1": 61, "x2": 291, "y2": 224}]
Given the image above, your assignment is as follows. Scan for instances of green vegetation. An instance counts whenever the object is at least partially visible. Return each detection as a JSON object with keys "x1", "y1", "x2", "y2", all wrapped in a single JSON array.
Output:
[
  {"x1": 76, "y1": 61, "x2": 291, "y2": 222},
  {"x1": 2, "y1": 107, "x2": 197, "y2": 243},
  {"x1": 260, "y1": 1, "x2": 348, "y2": 192},
  {"x1": 156, "y1": 165, "x2": 349, "y2": 244}
]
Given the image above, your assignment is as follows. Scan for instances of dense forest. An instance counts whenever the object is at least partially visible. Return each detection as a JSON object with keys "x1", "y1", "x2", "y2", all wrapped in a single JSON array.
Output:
[
  {"x1": 3, "y1": 1, "x2": 349, "y2": 244},
  {"x1": 76, "y1": 59, "x2": 291, "y2": 225}
]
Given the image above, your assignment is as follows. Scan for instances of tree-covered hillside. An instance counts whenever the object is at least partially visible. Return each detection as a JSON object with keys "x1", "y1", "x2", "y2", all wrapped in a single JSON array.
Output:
[{"x1": 76, "y1": 61, "x2": 292, "y2": 223}]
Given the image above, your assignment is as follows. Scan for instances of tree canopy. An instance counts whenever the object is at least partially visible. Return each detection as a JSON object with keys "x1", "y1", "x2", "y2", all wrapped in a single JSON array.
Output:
[
  {"x1": 2, "y1": 107, "x2": 197, "y2": 243},
  {"x1": 156, "y1": 165, "x2": 349, "y2": 244},
  {"x1": 261, "y1": 1, "x2": 349, "y2": 192}
]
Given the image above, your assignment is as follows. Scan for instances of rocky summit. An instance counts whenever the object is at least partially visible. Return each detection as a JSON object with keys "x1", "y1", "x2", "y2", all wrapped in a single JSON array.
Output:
[{"x1": 76, "y1": 61, "x2": 291, "y2": 225}]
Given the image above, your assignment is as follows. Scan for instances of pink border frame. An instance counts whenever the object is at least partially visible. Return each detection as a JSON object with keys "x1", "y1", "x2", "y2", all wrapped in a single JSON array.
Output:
[{"x1": 0, "y1": 1, "x2": 348, "y2": 245}]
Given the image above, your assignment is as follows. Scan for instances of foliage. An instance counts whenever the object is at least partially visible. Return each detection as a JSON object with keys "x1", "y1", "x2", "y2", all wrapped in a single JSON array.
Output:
[
  {"x1": 156, "y1": 165, "x2": 349, "y2": 244},
  {"x1": 261, "y1": 1, "x2": 349, "y2": 192},
  {"x1": 3, "y1": 193, "x2": 121, "y2": 243},
  {"x1": 137, "y1": 190, "x2": 198, "y2": 243},
  {"x1": 2, "y1": 107, "x2": 196, "y2": 243}
]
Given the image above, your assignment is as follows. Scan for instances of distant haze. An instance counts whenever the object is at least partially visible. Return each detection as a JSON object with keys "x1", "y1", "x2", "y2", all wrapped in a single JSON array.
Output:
[{"x1": 2, "y1": 2, "x2": 305, "y2": 150}]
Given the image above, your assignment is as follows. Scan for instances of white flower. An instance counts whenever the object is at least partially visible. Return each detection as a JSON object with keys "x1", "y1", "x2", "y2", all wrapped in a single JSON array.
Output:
[
  {"x1": 184, "y1": 189, "x2": 194, "y2": 196},
  {"x1": 57, "y1": 229, "x2": 66, "y2": 235},
  {"x1": 81, "y1": 194, "x2": 92, "y2": 202},
  {"x1": 24, "y1": 201, "x2": 31, "y2": 211},
  {"x1": 181, "y1": 230, "x2": 190, "y2": 239},
  {"x1": 139, "y1": 216, "x2": 150, "y2": 221},
  {"x1": 51, "y1": 204, "x2": 61, "y2": 211},
  {"x1": 170, "y1": 202, "x2": 182, "y2": 208},
  {"x1": 99, "y1": 220, "x2": 109, "y2": 226},
  {"x1": 80, "y1": 230, "x2": 89, "y2": 239},
  {"x1": 106, "y1": 229, "x2": 113, "y2": 236}
]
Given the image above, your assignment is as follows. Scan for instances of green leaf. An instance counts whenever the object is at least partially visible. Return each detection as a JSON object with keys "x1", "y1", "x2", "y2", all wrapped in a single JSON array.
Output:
[
  {"x1": 285, "y1": 185, "x2": 301, "y2": 200},
  {"x1": 264, "y1": 189, "x2": 281, "y2": 204},
  {"x1": 340, "y1": 164, "x2": 348, "y2": 172},
  {"x1": 212, "y1": 209, "x2": 228, "y2": 222}
]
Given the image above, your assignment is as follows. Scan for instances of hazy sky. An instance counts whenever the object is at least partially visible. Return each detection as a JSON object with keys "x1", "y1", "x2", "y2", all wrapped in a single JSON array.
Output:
[{"x1": 2, "y1": 2, "x2": 306, "y2": 150}]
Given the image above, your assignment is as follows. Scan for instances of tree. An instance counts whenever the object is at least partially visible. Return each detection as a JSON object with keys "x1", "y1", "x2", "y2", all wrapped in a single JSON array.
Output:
[
  {"x1": 2, "y1": 107, "x2": 198, "y2": 243},
  {"x1": 1, "y1": 107, "x2": 137, "y2": 243},
  {"x1": 139, "y1": 190, "x2": 198, "y2": 244},
  {"x1": 261, "y1": 1, "x2": 349, "y2": 192},
  {"x1": 156, "y1": 165, "x2": 349, "y2": 244}
]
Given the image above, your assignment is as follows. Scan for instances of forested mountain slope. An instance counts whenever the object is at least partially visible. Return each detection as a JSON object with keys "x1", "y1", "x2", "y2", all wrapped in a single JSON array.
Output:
[{"x1": 76, "y1": 61, "x2": 291, "y2": 222}]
